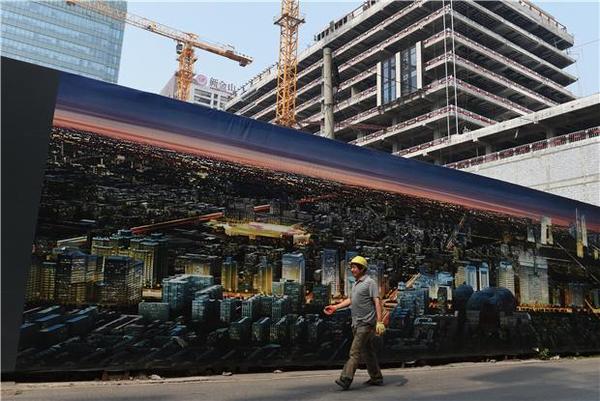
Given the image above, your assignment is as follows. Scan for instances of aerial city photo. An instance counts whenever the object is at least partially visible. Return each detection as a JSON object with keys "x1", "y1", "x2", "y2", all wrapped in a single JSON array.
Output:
[{"x1": 18, "y1": 116, "x2": 600, "y2": 374}]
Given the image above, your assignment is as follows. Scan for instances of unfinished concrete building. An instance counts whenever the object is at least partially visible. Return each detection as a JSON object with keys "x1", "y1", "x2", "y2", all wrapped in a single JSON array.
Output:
[{"x1": 225, "y1": 1, "x2": 599, "y2": 205}]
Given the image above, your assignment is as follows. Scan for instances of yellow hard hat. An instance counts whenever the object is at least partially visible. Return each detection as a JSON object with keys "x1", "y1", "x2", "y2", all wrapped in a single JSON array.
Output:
[{"x1": 350, "y1": 256, "x2": 368, "y2": 269}]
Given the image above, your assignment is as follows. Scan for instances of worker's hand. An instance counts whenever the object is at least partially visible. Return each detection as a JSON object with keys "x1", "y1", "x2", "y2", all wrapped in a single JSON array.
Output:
[
  {"x1": 323, "y1": 305, "x2": 337, "y2": 315},
  {"x1": 375, "y1": 322, "x2": 386, "y2": 336}
]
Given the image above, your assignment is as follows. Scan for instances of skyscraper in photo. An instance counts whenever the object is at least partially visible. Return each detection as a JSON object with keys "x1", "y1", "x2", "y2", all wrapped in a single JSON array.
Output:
[
  {"x1": 343, "y1": 250, "x2": 358, "y2": 296},
  {"x1": 99, "y1": 256, "x2": 143, "y2": 306},
  {"x1": 479, "y1": 262, "x2": 490, "y2": 290},
  {"x1": 221, "y1": 259, "x2": 238, "y2": 292},
  {"x1": 282, "y1": 252, "x2": 305, "y2": 284},
  {"x1": 54, "y1": 249, "x2": 100, "y2": 305},
  {"x1": 257, "y1": 257, "x2": 274, "y2": 295},
  {"x1": 321, "y1": 249, "x2": 340, "y2": 296}
]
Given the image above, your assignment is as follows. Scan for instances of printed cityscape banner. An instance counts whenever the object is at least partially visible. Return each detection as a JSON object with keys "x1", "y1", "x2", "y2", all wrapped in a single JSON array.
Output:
[{"x1": 14, "y1": 67, "x2": 600, "y2": 375}]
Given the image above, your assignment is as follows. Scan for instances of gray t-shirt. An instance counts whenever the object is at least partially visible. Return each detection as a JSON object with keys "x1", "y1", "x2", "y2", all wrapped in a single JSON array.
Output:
[{"x1": 350, "y1": 275, "x2": 379, "y2": 327}]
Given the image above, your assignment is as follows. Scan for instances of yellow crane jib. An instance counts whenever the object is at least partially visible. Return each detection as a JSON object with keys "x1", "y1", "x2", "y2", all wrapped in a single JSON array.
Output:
[{"x1": 66, "y1": 0, "x2": 253, "y2": 101}]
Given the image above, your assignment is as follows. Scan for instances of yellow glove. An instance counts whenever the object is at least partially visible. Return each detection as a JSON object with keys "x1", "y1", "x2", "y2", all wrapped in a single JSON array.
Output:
[{"x1": 376, "y1": 322, "x2": 386, "y2": 336}]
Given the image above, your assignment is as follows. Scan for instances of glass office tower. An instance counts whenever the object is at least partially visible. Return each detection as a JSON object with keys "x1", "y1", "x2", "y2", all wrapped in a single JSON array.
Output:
[{"x1": 1, "y1": 1, "x2": 126, "y2": 83}]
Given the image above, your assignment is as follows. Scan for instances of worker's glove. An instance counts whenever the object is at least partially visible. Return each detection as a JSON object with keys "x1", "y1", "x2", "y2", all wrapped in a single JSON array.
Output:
[{"x1": 375, "y1": 322, "x2": 386, "y2": 336}]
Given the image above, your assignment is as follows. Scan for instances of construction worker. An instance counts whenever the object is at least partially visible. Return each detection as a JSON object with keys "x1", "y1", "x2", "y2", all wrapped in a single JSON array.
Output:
[{"x1": 324, "y1": 255, "x2": 385, "y2": 390}]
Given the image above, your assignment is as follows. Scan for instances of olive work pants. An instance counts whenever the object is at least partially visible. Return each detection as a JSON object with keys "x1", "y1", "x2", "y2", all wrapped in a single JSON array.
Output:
[{"x1": 340, "y1": 324, "x2": 383, "y2": 382}]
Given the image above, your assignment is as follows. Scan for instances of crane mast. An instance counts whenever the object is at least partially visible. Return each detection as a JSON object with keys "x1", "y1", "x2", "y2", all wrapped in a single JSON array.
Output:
[{"x1": 274, "y1": 0, "x2": 304, "y2": 127}]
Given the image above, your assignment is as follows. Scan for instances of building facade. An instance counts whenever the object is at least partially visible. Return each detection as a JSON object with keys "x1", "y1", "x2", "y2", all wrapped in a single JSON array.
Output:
[
  {"x1": 227, "y1": 0, "x2": 577, "y2": 144},
  {"x1": 518, "y1": 250, "x2": 550, "y2": 305},
  {"x1": 1, "y1": 0, "x2": 126, "y2": 83},
  {"x1": 498, "y1": 261, "x2": 516, "y2": 295},
  {"x1": 160, "y1": 72, "x2": 237, "y2": 108},
  {"x1": 225, "y1": 1, "x2": 599, "y2": 205}
]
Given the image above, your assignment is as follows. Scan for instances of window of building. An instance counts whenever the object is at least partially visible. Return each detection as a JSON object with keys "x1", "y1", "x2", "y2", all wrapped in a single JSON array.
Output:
[
  {"x1": 401, "y1": 45, "x2": 418, "y2": 96},
  {"x1": 194, "y1": 96, "x2": 211, "y2": 107},
  {"x1": 195, "y1": 89, "x2": 212, "y2": 98},
  {"x1": 381, "y1": 55, "x2": 396, "y2": 105}
]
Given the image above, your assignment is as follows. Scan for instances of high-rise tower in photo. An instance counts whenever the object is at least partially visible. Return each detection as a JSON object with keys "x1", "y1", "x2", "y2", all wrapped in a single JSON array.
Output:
[
  {"x1": 54, "y1": 249, "x2": 100, "y2": 305},
  {"x1": 282, "y1": 252, "x2": 305, "y2": 284},
  {"x1": 221, "y1": 258, "x2": 238, "y2": 293},
  {"x1": 343, "y1": 250, "x2": 358, "y2": 296},
  {"x1": 257, "y1": 256, "x2": 274, "y2": 295},
  {"x1": 98, "y1": 256, "x2": 143, "y2": 306},
  {"x1": 321, "y1": 249, "x2": 340, "y2": 296},
  {"x1": 478, "y1": 262, "x2": 490, "y2": 290}
]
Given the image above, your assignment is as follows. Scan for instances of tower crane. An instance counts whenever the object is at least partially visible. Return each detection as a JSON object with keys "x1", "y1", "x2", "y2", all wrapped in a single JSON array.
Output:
[
  {"x1": 66, "y1": 1, "x2": 253, "y2": 101},
  {"x1": 274, "y1": 0, "x2": 304, "y2": 127}
]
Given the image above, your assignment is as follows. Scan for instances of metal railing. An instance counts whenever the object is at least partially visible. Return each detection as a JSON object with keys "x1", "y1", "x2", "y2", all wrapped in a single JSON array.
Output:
[
  {"x1": 425, "y1": 29, "x2": 573, "y2": 97},
  {"x1": 351, "y1": 105, "x2": 495, "y2": 146},
  {"x1": 298, "y1": 86, "x2": 378, "y2": 126},
  {"x1": 334, "y1": 74, "x2": 519, "y2": 135},
  {"x1": 451, "y1": 8, "x2": 573, "y2": 82},
  {"x1": 444, "y1": 127, "x2": 599, "y2": 170},
  {"x1": 517, "y1": 0, "x2": 567, "y2": 32},
  {"x1": 426, "y1": 52, "x2": 558, "y2": 107},
  {"x1": 395, "y1": 136, "x2": 450, "y2": 157}
]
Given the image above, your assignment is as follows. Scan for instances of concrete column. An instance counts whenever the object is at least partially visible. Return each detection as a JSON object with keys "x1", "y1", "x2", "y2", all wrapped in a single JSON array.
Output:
[
  {"x1": 484, "y1": 143, "x2": 493, "y2": 154},
  {"x1": 351, "y1": 86, "x2": 359, "y2": 98},
  {"x1": 392, "y1": 141, "x2": 400, "y2": 153},
  {"x1": 322, "y1": 47, "x2": 335, "y2": 140},
  {"x1": 415, "y1": 41, "x2": 423, "y2": 90},
  {"x1": 376, "y1": 61, "x2": 383, "y2": 106},
  {"x1": 433, "y1": 128, "x2": 442, "y2": 140},
  {"x1": 395, "y1": 51, "x2": 402, "y2": 98}
]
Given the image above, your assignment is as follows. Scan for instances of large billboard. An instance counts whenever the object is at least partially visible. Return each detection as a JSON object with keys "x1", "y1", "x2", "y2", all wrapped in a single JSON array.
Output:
[{"x1": 3, "y1": 58, "x2": 600, "y2": 376}]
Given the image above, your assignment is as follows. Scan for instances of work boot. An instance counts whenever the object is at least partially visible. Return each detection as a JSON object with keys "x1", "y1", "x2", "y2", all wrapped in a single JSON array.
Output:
[
  {"x1": 363, "y1": 377, "x2": 384, "y2": 386},
  {"x1": 335, "y1": 377, "x2": 352, "y2": 390}
]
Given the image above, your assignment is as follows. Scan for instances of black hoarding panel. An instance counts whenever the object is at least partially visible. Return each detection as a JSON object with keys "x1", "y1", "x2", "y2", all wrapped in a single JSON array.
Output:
[{"x1": 1, "y1": 58, "x2": 60, "y2": 374}]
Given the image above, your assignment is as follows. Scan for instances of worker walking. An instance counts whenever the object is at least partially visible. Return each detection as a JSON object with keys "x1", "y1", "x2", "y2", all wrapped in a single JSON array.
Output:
[{"x1": 324, "y1": 255, "x2": 386, "y2": 390}]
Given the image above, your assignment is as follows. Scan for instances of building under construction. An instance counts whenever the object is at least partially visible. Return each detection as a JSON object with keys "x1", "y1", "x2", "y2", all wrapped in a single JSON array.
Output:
[{"x1": 225, "y1": 1, "x2": 600, "y2": 205}]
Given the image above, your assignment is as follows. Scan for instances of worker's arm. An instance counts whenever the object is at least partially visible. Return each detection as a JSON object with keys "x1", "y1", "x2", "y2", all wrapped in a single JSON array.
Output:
[
  {"x1": 374, "y1": 296, "x2": 386, "y2": 335},
  {"x1": 323, "y1": 297, "x2": 352, "y2": 315},
  {"x1": 374, "y1": 296, "x2": 383, "y2": 323}
]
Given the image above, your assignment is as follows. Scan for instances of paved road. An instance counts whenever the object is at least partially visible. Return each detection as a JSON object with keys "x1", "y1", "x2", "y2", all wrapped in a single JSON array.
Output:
[{"x1": 2, "y1": 357, "x2": 599, "y2": 401}]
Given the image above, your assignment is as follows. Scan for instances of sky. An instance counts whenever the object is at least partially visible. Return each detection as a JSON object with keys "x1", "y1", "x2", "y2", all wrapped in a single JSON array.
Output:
[{"x1": 117, "y1": 1, "x2": 600, "y2": 98}]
